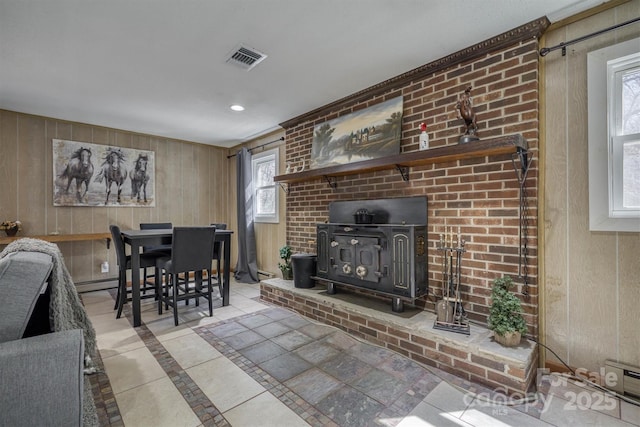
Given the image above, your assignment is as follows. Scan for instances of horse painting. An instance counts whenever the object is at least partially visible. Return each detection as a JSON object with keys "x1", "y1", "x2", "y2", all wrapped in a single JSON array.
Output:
[
  {"x1": 130, "y1": 154, "x2": 150, "y2": 203},
  {"x1": 59, "y1": 147, "x2": 94, "y2": 202},
  {"x1": 94, "y1": 148, "x2": 127, "y2": 204}
]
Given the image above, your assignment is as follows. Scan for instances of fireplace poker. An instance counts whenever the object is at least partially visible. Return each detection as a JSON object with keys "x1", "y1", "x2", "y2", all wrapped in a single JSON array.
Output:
[
  {"x1": 454, "y1": 243, "x2": 462, "y2": 322},
  {"x1": 448, "y1": 246, "x2": 456, "y2": 322},
  {"x1": 440, "y1": 233, "x2": 446, "y2": 298}
]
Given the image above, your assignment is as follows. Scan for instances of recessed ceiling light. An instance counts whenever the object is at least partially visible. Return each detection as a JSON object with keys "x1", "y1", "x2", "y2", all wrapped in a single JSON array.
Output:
[{"x1": 230, "y1": 104, "x2": 245, "y2": 111}]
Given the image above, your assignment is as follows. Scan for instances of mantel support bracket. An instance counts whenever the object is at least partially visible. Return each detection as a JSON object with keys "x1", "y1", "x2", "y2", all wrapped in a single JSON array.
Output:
[
  {"x1": 395, "y1": 165, "x2": 410, "y2": 182},
  {"x1": 324, "y1": 175, "x2": 337, "y2": 190},
  {"x1": 511, "y1": 147, "x2": 532, "y2": 182},
  {"x1": 278, "y1": 183, "x2": 289, "y2": 195}
]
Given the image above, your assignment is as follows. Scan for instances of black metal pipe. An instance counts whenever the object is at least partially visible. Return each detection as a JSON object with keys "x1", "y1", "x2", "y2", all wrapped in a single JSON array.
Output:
[
  {"x1": 226, "y1": 136, "x2": 285, "y2": 159},
  {"x1": 539, "y1": 16, "x2": 640, "y2": 57}
]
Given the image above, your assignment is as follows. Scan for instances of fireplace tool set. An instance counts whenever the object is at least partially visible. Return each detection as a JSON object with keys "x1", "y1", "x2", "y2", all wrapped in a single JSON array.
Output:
[{"x1": 434, "y1": 227, "x2": 470, "y2": 335}]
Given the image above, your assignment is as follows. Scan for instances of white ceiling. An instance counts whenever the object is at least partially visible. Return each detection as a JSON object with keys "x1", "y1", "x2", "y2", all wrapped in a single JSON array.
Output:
[{"x1": 0, "y1": 0, "x2": 604, "y2": 148}]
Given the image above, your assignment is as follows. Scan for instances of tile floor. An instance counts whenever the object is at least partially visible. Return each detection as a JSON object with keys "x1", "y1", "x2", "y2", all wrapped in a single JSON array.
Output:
[{"x1": 82, "y1": 279, "x2": 640, "y2": 427}]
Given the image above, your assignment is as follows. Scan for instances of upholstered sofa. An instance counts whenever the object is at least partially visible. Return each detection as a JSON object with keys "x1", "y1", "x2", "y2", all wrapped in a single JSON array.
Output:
[{"x1": 0, "y1": 251, "x2": 86, "y2": 426}]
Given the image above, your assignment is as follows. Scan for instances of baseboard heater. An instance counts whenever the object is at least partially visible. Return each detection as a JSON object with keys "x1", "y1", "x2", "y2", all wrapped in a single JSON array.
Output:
[
  {"x1": 604, "y1": 360, "x2": 640, "y2": 402},
  {"x1": 258, "y1": 270, "x2": 275, "y2": 278}
]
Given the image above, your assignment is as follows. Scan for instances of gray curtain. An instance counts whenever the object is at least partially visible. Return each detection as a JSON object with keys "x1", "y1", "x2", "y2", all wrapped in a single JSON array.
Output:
[{"x1": 234, "y1": 147, "x2": 259, "y2": 283}]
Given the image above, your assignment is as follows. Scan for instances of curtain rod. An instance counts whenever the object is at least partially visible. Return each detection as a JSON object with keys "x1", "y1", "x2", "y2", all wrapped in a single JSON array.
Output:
[
  {"x1": 539, "y1": 16, "x2": 640, "y2": 57},
  {"x1": 226, "y1": 137, "x2": 285, "y2": 159}
]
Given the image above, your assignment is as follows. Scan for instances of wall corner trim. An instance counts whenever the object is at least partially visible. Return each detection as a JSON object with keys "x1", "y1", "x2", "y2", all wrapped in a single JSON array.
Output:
[{"x1": 280, "y1": 17, "x2": 550, "y2": 129}]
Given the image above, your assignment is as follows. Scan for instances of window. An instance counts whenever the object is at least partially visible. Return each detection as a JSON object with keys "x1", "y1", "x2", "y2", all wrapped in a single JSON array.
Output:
[
  {"x1": 251, "y1": 148, "x2": 279, "y2": 223},
  {"x1": 611, "y1": 58, "x2": 640, "y2": 215},
  {"x1": 588, "y1": 37, "x2": 640, "y2": 232}
]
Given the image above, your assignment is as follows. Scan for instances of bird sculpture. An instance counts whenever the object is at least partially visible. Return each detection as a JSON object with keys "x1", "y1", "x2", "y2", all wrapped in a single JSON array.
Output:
[{"x1": 455, "y1": 86, "x2": 479, "y2": 143}]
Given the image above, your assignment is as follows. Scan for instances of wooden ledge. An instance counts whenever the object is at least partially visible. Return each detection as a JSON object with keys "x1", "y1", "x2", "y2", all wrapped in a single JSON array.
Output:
[
  {"x1": 275, "y1": 134, "x2": 526, "y2": 184},
  {"x1": 0, "y1": 232, "x2": 112, "y2": 247}
]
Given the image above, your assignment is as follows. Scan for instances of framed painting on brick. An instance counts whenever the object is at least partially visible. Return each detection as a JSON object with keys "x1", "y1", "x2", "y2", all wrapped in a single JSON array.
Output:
[
  {"x1": 53, "y1": 139, "x2": 156, "y2": 207},
  {"x1": 310, "y1": 96, "x2": 403, "y2": 169}
]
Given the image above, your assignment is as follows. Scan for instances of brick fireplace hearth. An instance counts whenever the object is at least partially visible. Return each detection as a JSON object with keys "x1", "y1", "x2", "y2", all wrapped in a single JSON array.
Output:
[{"x1": 261, "y1": 279, "x2": 538, "y2": 395}]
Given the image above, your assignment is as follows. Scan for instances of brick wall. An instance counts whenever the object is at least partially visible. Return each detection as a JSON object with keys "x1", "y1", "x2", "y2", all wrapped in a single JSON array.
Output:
[{"x1": 281, "y1": 38, "x2": 539, "y2": 335}]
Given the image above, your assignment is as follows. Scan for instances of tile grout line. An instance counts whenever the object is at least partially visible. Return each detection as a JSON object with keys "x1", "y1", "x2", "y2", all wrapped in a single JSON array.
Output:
[{"x1": 117, "y1": 292, "x2": 232, "y2": 427}]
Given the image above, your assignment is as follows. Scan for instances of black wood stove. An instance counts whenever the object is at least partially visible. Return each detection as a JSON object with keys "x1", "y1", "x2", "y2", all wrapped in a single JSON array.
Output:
[{"x1": 315, "y1": 196, "x2": 428, "y2": 312}]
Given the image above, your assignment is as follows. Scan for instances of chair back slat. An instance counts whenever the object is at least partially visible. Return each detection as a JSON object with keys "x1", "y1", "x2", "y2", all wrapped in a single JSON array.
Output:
[{"x1": 109, "y1": 225, "x2": 127, "y2": 267}]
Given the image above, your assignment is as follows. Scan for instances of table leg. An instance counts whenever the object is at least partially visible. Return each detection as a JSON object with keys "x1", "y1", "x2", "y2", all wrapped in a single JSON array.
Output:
[
  {"x1": 195, "y1": 270, "x2": 202, "y2": 306},
  {"x1": 222, "y1": 235, "x2": 230, "y2": 306},
  {"x1": 130, "y1": 242, "x2": 142, "y2": 327}
]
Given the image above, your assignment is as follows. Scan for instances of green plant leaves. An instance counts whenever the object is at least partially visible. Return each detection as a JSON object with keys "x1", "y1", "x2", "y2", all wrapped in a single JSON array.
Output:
[{"x1": 488, "y1": 275, "x2": 527, "y2": 336}]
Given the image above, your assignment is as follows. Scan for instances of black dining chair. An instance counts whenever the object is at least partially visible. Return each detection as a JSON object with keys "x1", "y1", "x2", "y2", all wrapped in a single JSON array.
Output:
[
  {"x1": 156, "y1": 226, "x2": 217, "y2": 326},
  {"x1": 139, "y1": 222, "x2": 172, "y2": 252},
  {"x1": 110, "y1": 225, "x2": 165, "y2": 319},
  {"x1": 210, "y1": 223, "x2": 227, "y2": 294},
  {"x1": 139, "y1": 222, "x2": 172, "y2": 291}
]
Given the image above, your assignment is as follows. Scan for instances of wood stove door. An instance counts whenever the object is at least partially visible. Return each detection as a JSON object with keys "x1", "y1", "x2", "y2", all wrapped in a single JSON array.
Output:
[
  {"x1": 354, "y1": 236, "x2": 383, "y2": 283},
  {"x1": 330, "y1": 234, "x2": 382, "y2": 284},
  {"x1": 330, "y1": 234, "x2": 356, "y2": 280}
]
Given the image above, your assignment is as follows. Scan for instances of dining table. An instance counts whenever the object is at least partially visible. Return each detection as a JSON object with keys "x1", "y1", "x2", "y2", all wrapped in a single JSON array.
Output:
[{"x1": 120, "y1": 228, "x2": 233, "y2": 327}]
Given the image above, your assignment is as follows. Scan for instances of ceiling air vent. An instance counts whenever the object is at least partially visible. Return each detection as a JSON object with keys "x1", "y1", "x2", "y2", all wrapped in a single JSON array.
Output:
[{"x1": 226, "y1": 44, "x2": 267, "y2": 71}]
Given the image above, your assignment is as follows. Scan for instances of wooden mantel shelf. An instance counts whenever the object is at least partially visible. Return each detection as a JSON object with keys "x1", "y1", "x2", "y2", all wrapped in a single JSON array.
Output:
[{"x1": 274, "y1": 134, "x2": 527, "y2": 184}]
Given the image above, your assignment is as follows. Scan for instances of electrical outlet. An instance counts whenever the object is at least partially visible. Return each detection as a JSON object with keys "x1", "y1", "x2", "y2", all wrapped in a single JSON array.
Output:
[{"x1": 101, "y1": 261, "x2": 109, "y2": 273}]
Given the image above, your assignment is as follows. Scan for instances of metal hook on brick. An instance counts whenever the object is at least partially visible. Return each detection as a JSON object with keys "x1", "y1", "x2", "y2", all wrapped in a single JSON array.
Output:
[{"x1": 278, "y1": 183, "x2": 289, "y2": 195}]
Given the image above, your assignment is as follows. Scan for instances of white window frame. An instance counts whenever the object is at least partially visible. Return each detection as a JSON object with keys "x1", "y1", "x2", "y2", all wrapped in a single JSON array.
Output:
[
  {"x1": 251, "y1": 148, "x2": 279, "y2": 223},
  {"x1": 587, "y1": 37, "x2": 640, "y2": 232}
]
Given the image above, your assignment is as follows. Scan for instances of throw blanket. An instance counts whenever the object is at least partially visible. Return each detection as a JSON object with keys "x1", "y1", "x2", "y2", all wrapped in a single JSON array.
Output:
[
  {"x1": 0, "y1": 238, "x2": 99, "y2": 426},
  {"x1": 0, "y1": 238, "x2": 97, "y2": 356}
]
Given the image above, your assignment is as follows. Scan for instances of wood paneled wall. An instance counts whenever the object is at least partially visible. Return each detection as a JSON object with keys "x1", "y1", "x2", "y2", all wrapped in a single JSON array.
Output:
[
  {"x1": 542, "y1": 0, "x2": 640, "y2": 371},
  {"x1": 0, "y1": 109, "x2": 230, "y2": 284}
]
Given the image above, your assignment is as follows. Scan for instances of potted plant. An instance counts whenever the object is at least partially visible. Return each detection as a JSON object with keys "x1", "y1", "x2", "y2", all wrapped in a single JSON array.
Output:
[
  {"x1": 278, "y1": 245, "x2": 293, "y2": 280},
  {"x1": 0, "y1": 220, "x2": 22, "y2": 237},
  {"x1": 488, "y1": 275, "x2": 527, "y2": 347}
]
